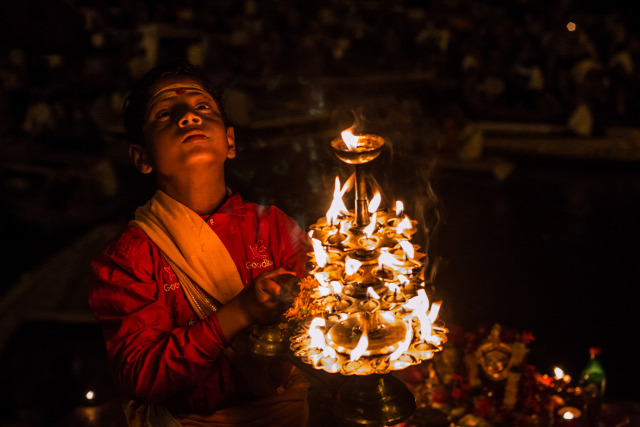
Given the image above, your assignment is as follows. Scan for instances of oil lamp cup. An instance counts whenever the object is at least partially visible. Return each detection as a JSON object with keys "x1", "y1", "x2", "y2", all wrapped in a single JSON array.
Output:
[
  {"x1": 320, "y1": 295, "x2": 353, "y2": 312},
  {"x1": 371, "y1": 356, "x2": 392, "y2": 374},
  {"x1": 382, "y1": 291, "x2": 407, "y2": 307},
  {"x1": 251, "y1": 325, "x2": 288, "y2": 357},
  {"x1": 372, "y1": 265, "x2": 395, "y2": 282},
  {"x1": 326, "y1": 230, "x2": 348, "y2": 247},
  {"x1": 330, "y1": 134, "x2": 385, "y2": 165},
  {"x1": 343, "y1": 269, "x2": 365, "y2": 288},
  {"x1": 358, "y1": 298, "x2": 380, "y2": 313},
  {"x1": 331, "y1": 134, "x2": 385, "y2": 228},
  {"x1": 320, "y1": 261, "x2": 344, "y2": 281},
  {"x1": 556, "y1": 406, "x2": 583, "y2": 426},
  {"x1": 318, "y1": 353, "x2": 340, "y2": 373},
  {"x1": 390, "y1": 353, "x2": 417, "y2": 370},
  {"x1": 357, "y1": 235, "x2": 379, "y2": 251}
]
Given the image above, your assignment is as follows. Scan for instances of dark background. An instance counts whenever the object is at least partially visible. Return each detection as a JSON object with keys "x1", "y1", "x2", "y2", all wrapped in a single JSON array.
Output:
[{"x1": 1, "y1": 0, "x2": 639, "y2": 425}]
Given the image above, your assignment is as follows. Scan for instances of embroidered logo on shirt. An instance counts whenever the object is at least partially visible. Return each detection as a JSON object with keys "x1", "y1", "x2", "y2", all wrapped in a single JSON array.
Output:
[
  {"x1": 249, "y1": 240, "x2": 269, "y2": 258},
  {"x1": 164, "y1": 282, "x2": 180, "y2": 292},
  {"x1": 164, "y1": 266, "x2": 176, "y2": 280},
  {"x1": 246, "y1": 240, "x2": 273, "y2": 270}
]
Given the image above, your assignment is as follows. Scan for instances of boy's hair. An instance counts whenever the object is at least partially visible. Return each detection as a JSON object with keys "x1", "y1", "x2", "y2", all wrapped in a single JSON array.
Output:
[{"x1": 123, "y1": 58, "x2": 229, "y2": 145}]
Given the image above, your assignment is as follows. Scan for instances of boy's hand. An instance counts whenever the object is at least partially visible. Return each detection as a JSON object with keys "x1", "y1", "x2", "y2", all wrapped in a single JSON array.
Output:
[
  {"x1": 241, "y1": 267, "x2": 296, "y2": 324},
  {"x1": 215, "y1": 268, "x2": 299, "y2": 341}
]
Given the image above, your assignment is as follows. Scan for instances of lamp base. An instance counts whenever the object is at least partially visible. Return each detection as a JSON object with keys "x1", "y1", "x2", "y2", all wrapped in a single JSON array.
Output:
[{"x1": 332, "y1": 373, "x2": 416, "y2": 426}]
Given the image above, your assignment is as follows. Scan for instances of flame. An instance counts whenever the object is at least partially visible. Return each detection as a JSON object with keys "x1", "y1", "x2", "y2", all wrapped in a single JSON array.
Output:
[
  {"x1": 396, "y1": 216, "x2": 413, "y2": 235},
  {"x1": 330, "y1": 280, "x2": 343, "y2": 294},
  {"x1": 379, "y1": 311, "x2": 396, "y2": 322},
  {"x1": 311, "y1": 238, "x2": 329, "y2": 267},
  {"x1": 554, "y1": 367, "x2": 564, "y2": 380},
  {"x1": 345, "y1": 257, "x2": 362, "y2": 275},
  {"x1": 398, "y1": 275, "x2": 410, "y2": 286},
  {"x1": 341, "y1": 128, "x2": 361, "y2": 150},
  {"x1": 428, "y1": 301, "x2": 441, "y2": 324},
  {"x1": 326, "y1": 176, "x2": 350, "y2": 225},
  {"x1": 395, "y1": 201, "x2": 404, "y2": 217},
  {"x1": 399, "y1": 240, "x2": 414, "y2": 259},
  {"x1": 339, "y1": 217, "x2": 351, "y2": 235},
  {"x1": 350, "y1": 326, "x2": 369, "y2": 361},
  {"x1": 389, "y1": 319, "x2": 413, "y2": 360},
  {"x1": 363, "y1": 211, "x2": 377, "y2": 237},
  {"x1": 378, "y1": 249, "x2": 404, "y2": 270},
  {"x1": 387, "y1": 281, "x2": 401, "y2": 293},
  {"x1": 563, "y1": 411, "x2": 575, "y2": 420},
  {"x1": 320, "y1": 346, "x2": 339, "y2": 372},
  {"x1": 314, "y1": 271, "x2": 330, "y2": 286},
  {"x1": 405, "y1": 289, "x2": 432, "y2": 341},
  {"x1": 309, "y1": 318, "x2": 327, "y2": 349},
  {"x1": 314, "y1": 272, "x2": 333, "y2": 296},
  {"x1": 323, "y1": 346, "x2": 337, "y2": 358},
  {"x1": 368, "y1": 192, "x2": 381, "y2": 213},
  {"x1": 366, "y1": 287, "x2": 380, "y2": 299}
]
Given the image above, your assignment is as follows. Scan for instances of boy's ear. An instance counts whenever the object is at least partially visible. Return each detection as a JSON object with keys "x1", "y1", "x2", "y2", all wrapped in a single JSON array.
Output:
[
  {"x1": 129, "y1": 144, "x2": 153, "y2": 174},
  {"x1": 226, "y1": 126, "x2": 236, "y2": 159}
]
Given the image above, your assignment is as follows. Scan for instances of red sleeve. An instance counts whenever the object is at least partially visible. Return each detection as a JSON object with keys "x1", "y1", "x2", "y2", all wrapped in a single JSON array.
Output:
[
  {"x1": 88, "y1": 227, "x2": 233, "y2": 407},
  {"x1": 268, "y1": 206, "x2": 312, "y2": 278}
]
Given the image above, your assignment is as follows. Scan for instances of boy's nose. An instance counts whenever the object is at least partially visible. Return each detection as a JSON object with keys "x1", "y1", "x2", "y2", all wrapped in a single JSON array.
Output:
[{"x1": 179, "y1": 111, "x2": 202, "y2": 127}]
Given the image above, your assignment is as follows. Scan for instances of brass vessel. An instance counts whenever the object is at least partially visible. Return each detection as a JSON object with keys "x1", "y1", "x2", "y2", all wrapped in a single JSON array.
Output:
[{"x1": 332, "y1": 374, "x2": 416, "y2": 426}]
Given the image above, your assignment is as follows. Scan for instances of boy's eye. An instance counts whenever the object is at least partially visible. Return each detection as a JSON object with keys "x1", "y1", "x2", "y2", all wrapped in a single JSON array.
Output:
[
  {"x1": 155, "y1": 110, "x2": 171, "y2": 119},
  {"x1": 196, "y1": 103, "x2": 212, "y2": 110}
]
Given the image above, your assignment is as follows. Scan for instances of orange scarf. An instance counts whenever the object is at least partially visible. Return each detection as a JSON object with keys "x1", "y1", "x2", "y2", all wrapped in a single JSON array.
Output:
[{"x1": 130, "y1": 190, "x2": 245, "y2": 317}]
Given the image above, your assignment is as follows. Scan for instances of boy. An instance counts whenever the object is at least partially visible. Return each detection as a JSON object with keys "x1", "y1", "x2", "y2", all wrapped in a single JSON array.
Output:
[{"x1": 89, "y1": 59, "x2": 311, "y2": 426}]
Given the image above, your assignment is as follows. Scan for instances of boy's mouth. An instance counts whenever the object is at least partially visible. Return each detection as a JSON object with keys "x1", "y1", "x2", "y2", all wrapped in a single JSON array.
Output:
[{"x1": 182, "y1": 130, "x2": 208, "y2": 143}]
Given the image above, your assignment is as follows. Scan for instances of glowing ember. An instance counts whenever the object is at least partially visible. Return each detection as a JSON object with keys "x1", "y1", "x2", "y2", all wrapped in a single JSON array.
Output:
[{"x1": 395, "y1": 201, "x2": 404, "y2": 217}]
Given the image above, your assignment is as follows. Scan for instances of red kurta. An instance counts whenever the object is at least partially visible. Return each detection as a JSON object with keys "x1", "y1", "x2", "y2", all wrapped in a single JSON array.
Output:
[{"x1": 89, "y1": 192, "x2": 310, "y2": 414}]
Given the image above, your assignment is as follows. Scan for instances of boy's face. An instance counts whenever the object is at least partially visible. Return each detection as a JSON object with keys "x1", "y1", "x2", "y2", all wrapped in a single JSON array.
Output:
[{"x1": 130, "y1": 76, "x2": 235, "y2": 180}]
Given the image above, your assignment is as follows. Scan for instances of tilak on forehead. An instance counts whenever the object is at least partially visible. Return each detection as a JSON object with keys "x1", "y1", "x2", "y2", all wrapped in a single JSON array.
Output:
[{"x1": 146, "y1": 83, "x2": 212, "y2": 114}]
